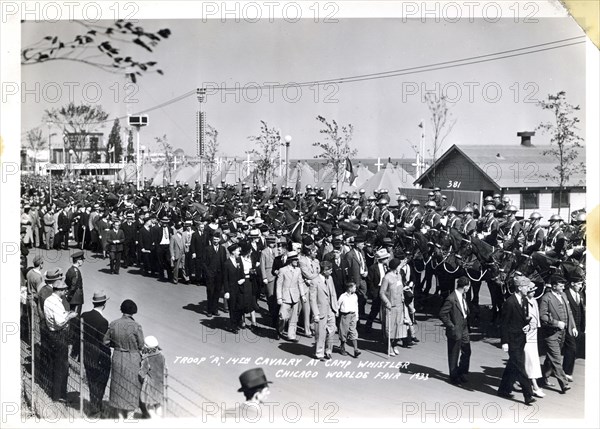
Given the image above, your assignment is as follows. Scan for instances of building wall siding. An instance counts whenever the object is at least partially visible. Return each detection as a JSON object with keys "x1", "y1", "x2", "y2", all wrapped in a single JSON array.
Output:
[
  {"x1": 418, "y1": 150, "x2": 499, "y2": 191},
  {"x1": 504, "y1": 190, "x2": 586, "y2": 220}
]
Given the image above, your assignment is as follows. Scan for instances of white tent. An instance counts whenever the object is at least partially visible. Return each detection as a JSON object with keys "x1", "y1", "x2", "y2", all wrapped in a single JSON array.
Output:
[
  {"x1": 360, "y1": 163, "x2": 417, "y2": 196},
  {"x1": 316, "y1": 162, "x2": 374, "y2": 192},
  {"x1": 276, "y1": 161, "x2": 317, "y2": 190}
]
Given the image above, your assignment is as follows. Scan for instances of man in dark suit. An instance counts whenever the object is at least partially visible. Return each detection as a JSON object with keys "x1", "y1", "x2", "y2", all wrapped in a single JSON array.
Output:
[
  {"x1": 497, "y1": 276, "x2": 536, "y2": 405},
  {"x1": 439, "y1": 276, "x2": 471, "y2": 386},
  {"x1": 57, "y1": 206, "x2": 71, "y2": 249},
  {"x1": 120, "y1": 213, "x2": 137, "y2": 269},
  {"x1": 154, "y1": 216, "x2": 172, "y2": 281},
  {"x1": 344, "y1": 235, "x2": 368, "y2": 320},
  {"x1": 65, "y1": 250, "x2": 85, "y2": 315},
  {"x1": 106, "y1": 219, "x2": 125, "y2": 274},
  {"x1": 539, "y1": 275, "x2": 576, "y2": 393},
  {"x1": 138, "y1": 217, "x2": 155, "y2": 276},
  {"x1": 190, "y1": 221, "x2": 209, "y2": 284},
  {"x1": 203, "y1": 230, "x2": 227, "y2": 316},
  {"x1": 563, "y1": 277, "x2": 585, "y2": 380},
  {"x1": 365, "y1": 249, "x2": 390, "y2": 333},
  {"x1": 81, "y1": 291, "x2": 111, "y2": 417},
  {"x1": 323, "y1": 238, "x2": 346, "y2": 298}
]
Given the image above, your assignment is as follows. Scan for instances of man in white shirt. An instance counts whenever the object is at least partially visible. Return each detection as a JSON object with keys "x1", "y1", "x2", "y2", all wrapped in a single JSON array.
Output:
[{"x1": 44, "y1": 280, "x2": 77, "y2": 402}]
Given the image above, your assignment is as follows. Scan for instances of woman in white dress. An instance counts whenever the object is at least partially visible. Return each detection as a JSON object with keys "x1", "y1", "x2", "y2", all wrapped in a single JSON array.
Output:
[{"x1": 524, "y1": 283, "x2": 545, "y2": 398}]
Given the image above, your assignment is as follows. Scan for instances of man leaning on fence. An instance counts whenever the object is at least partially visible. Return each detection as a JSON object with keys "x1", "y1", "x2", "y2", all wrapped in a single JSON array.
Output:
[
  {"x1": 43, "y1": 278, "x2": 78, "y2": 402},
  {"x1": 81, "y1": 291, "x2": 111, "y2": 417}
]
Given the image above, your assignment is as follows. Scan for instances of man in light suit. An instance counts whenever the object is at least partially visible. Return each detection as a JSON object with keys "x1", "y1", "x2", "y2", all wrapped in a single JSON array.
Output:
[
  {"x1": 539, "y1": 275, "x2": 576, "y2": 393},
  {"x1": 298, "y1": 244, "x2": 320, "y2": 338},
  {"x1": 260, "y1": 236, "x2": 278, "y2": 329},
  {"x1": 344, "y1": 235, "x2": 368, "y2": 321},
  {"x1": 170, "y1": 222, "x2": 189, "y2": 284},
  {"x1": 497, "y1": 276, "x2": 536, "y2": 405},
  {"x1": 439, "y1": 276, "x2": 471, "y2": 386},
  {"x1": 276, "y1": 251, "x2": 306, "y2": 342},
  {"x1": 309, "y1": 261, "x2": 339, "y2": 361}
]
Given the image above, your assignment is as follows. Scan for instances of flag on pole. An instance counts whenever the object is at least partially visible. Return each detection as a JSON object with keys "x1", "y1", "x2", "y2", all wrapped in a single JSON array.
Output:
[
  {"x1": 295, "y1": 162, "x2": 302, "y2": 193},
  {"x1": 344, "y1": 158, "x2": 357, "y2": 186}
]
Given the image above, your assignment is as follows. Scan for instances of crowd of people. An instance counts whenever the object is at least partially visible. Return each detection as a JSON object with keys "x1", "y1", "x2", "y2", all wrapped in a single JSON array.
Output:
[{"x1": 19, "y1": 174, "x2": 586, "y2": 410}]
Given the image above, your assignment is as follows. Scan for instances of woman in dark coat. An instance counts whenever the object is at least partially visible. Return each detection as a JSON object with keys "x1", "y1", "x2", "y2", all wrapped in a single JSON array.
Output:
[
  {"x1": 103, "y1": 299, "x2": 144, "y2": 420},
  {"x1": 223, "y1": 244, "x2": 245, "y2": 333},
  {"x1": 240, "y1": 241, "x2": 259, "y2": 329}
]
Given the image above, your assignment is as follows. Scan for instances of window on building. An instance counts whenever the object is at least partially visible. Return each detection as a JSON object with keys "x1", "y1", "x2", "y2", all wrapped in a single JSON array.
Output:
[
  {"x1": 552, "y1": 190, "x2": 570, "y2": 208},
  {"x1": 521, "y1": 191, "x2": 539, "y2": 210}
]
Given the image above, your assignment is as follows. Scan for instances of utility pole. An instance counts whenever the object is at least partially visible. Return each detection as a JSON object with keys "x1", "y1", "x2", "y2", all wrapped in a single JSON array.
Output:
[{"x1": 196, "y1": 88, "x2": 206, "y2": 203}]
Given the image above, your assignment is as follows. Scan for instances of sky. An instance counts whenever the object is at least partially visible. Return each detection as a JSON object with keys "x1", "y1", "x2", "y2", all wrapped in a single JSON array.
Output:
[{"x1": 21, "y1": 16, "x2": 587, "y2": 160}]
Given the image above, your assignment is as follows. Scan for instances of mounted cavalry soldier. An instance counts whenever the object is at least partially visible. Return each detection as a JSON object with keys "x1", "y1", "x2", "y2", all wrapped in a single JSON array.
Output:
[
  {"x1": 500, "y1": 205, "x2": 525, "y2": 251},
  {"x1": 545, "y1": 214, "x2": 566, "y2": 259},
  {"x1": 524, "y1": 212, "x2": 545, "y2": 255},
  {"x1": 478, "y1": 204, "x2": 499, "y2": 246},
  {"x1": 461, "y1": 206, "x2": 477, "y2": 237}
]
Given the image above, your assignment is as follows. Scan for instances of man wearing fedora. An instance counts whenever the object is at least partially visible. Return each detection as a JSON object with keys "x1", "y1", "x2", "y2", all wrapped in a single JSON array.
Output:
[
  {"x1": 497, "y1": 275, "x2": 536, "y2": 405},
  {"x1": 204, "y1": 230, "x2": 227, "y2": 317},
  {"x1": 224, "y1": 368, "x2": 273, "y2": 421},
  {"x1": 81, "y1": 291, "x2": 111, "y2": 416},
  {"x1": 539, "y1": 275, "x2": 576, "y2": 393},
  {"x1": 276, "y1": 251, "x2": 307, "y2": 342},
  {"x1": 44, "y1": 278, "x2": 78, "y2": 402},
  {"x1": 155, "y1": 216, "x2": 172, "y2": 281},
  {"x1": 344, "y1": 235, "x2": 369, "y2": 322},
  {"x1": 309, "y1": 261, "x2": 339, "y2": 361},
  {"x1": 106, "y1": 219, "x2": 125, "y2": 275},
  {"x1": 65, "y1": 250, "x2": 85, "y2": 315},
  {"x1": 365, "y1": 248, "x2": 390, "y2": 333},
  {"x1": 439, "y1": 276, "x2": 471, "y2": 386},
  {"x1": 260, "y1": 236, "x2": 278, "y2": 330}
]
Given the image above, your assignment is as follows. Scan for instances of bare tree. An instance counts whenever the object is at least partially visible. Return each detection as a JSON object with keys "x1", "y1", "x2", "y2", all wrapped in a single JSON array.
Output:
[
  {"x1": 155, "y1": 134, "x2": 174, "y2": 185},
  {"x1": 536, "y1": 91, "x2": 585, "y2": 214},
  {"x1": 44, "y1": 102, "x2": 109, "y2": 162},
  {"x1": 22, "y1": 20, "x2": 171, "y2": 82},
  {"x1": 312, "y1": 115, "x2": 356, "y2": 190},
  {"x1": 248, "y1": 121, "x2": 281, "y2": 186},
  {"x1": 204, "y1": 124, "x2": 220, "y2": 184},
  {"x1": 25, "y1": 127, "x2": 46, "y2": 171},
  {"x1": 424, "y1": 93, "x2": 456, "y2": 188}
]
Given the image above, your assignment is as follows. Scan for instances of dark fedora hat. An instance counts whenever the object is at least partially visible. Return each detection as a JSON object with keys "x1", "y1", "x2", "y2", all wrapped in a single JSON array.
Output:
[{"x1": 237, "y1": 368, "x2": 273, "y2": 392}]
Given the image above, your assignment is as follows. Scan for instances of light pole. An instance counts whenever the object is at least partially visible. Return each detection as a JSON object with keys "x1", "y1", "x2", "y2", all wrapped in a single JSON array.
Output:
[
  {"x1": 140, "y1": 145, "x2": 146, "y2": 186},
  {"x1": 47, "y1": 123, "x2": 56, "y2": 203},
  {"x1": 284, "y1": 135, "x2": 292, "y2": 188},
  {"x1": 196, "y1": 88, "x2": 206, "y2": 203}
]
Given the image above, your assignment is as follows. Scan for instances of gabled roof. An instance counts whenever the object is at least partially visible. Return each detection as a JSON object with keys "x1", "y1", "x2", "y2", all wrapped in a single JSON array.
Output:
[{"x1": 414, "y1": 144, "x2": 586, "y2": 189}]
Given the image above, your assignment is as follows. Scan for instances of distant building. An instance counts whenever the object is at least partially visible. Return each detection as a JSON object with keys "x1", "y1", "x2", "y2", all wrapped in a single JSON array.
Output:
[{"x1": 413, "y1": 132, "x2": 586, "y2": 218}]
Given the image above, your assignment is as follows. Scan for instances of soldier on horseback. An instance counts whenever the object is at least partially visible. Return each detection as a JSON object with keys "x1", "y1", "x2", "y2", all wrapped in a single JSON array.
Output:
[{"x1": 524, "y1": 212, "x2": 545, "y2": 255}]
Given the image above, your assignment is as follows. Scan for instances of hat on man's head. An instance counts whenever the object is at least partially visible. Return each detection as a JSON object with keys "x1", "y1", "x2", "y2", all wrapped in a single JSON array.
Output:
[
  {"x1": 375, "y1": 249, "x2": 391, "y2": 260},
  {"x1": 266, "y1": 235, "x2": 277, "y2": 244},
  {"x1": 237, "y1": 368, "x2": 273, "y2": 392},
  {"x1": 91, "y1": 290, "x2": 109, "y2": 303},
  {"x1": 382, "y1": 237, "x2": 393, "y2": 246},
  {"x1": 332, "y1": 238, "x2": 343, "y2": 249},
  {"x1": 120, "y1": 299, "x2": 138, "y2": 315},
  {"x1": 228, "y1": 243, "x2": 240, "y2": 253},
  {"x1": 71, "y1": 250, "x2": 85, "y2": 262},
  {"x1": 388, "y1": 258, "x2": 401, "y2": 271},
  {"x1": 44, "y1": 268, "x2": 63, "y2": 282},
  {"x1": 302, "y1": 236, "x2": 314, "y2": 246},
  {"x1": 249, "y1": 229, "x2": 260, "y2": 238},
  {"x1": 354, "y1": 234, "x2": 366, "y2": 244},
  {"x1": 160, "y1": 216, "x2": 170, "y2": 223},
  {"x1": 550, "y1": 274, "x2": 567, "y2": 285},
  {"x1": 287, "y1": 251, "x2": 299, "y2": 262}
]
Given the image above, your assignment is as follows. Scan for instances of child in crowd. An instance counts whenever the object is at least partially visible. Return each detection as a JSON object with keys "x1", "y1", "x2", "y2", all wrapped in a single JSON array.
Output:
[{"x1": 337, "y1": 282, "x2": 361, "y2": 358}]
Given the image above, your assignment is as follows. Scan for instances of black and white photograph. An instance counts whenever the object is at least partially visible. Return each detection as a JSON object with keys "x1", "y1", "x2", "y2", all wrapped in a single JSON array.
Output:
[{"x1": 1, "y1": 1, "x2": 599, "y2": 426}]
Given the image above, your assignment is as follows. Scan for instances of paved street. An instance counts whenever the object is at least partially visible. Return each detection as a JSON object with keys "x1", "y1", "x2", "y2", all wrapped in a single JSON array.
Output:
[{"x1": 27, "y1": 247, "x2": 585, "y2": 423}]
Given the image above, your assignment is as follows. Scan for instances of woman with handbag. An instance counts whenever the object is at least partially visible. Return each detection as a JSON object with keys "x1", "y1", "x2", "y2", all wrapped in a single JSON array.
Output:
[{"x1": 380, "y1": 258, "x2": 413, "y2": 356}]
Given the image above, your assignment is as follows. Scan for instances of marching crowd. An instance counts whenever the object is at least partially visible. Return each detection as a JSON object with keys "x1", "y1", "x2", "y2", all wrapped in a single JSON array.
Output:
[{"x1": 19, "y1": 174, "x2": 586, "y2": 411}]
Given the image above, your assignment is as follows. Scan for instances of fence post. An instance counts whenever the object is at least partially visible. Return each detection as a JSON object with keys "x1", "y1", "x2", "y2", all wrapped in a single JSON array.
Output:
[
  {"x1": 79, "y1": 317, "x2": 84, "y2": 418},
  {"x1": 30, "y1": 299, "x2": 36, "y2": 415},
  {"x1": 164, "y1": 367, "x2": 168, "y2": 418}
]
